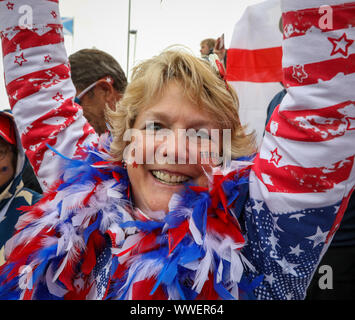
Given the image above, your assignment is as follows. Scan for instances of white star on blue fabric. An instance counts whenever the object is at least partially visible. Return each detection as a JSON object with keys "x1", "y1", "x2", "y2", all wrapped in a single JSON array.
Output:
[
  {"x1": 271, "y1": 215, "x2": 284, "y2": 232},
  {"x1": 289, "y1": 213, "x2": 304, "y2": 221},
  {"x1": 268, "y1": 232, "x2": 279, "y2": 251},
  {"x1": 276, "y1": 257, "x2": 299, "y2": 276},
  {"x1": 306, "y1": 227, "x2": 328, "y2": 249},
  {"x1": 289, "y1": 244, "x2": 304, "y2": 257},
  {"x1": 253, "y1": 200, "x2": 264, "y2": 214},
  {"x1": 264, "y1": 272, "x2": 276, "y2": 286}
]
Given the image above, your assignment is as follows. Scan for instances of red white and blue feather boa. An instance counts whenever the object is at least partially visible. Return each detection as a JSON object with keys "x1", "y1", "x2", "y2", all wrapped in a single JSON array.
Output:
[{"x1": 0, "y1": 136, "x2": 260, "y2": 300}]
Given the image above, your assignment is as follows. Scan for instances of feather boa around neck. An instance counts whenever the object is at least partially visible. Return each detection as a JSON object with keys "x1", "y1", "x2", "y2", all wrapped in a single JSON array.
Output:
[{"x1": 0, "y1": 137, "x2": 260, "y2": 300}]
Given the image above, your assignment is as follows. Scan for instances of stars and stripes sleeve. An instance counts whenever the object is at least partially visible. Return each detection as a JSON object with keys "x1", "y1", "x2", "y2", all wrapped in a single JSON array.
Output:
[
  {"x1": 242, "y1": 0, "x2": 355, "y2": 299},
  {"x1": 0, "y1": 0, "x2": 98, "y2": 191}
]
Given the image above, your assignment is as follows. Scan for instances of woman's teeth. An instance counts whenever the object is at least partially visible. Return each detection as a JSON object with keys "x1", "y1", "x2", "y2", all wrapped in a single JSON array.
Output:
[{"x1": 151, "y1": 170, "x2": 190, "y2": 185}]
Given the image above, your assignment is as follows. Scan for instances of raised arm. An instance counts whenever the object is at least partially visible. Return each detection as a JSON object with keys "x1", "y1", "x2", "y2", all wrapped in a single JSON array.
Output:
[
  {"x1": 243, "y1": 0, "x2": 355, "y2": 299},
  {"x1": 0, "y1": 0, "x2": 98, "y2": 191}
]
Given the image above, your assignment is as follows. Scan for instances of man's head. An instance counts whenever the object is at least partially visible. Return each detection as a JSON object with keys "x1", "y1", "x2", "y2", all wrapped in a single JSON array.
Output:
[
  {"x1": 200, "y1": 38, "x2": 216, "y2": 57},
  {"x1": 69, "y1": 49, "x2": 128, "y2": 135},
  {"x1": 0, "y1": 112, "x2": 17, "y2": 188}
]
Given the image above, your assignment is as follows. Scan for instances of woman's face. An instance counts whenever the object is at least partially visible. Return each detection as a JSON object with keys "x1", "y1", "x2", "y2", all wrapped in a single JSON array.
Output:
[
  {"x1": 0, "y1": 138, "x2": 16, "y2": 188},
  {"x1": 126, "y1": 82, "x2": 222, "y2": 215}
]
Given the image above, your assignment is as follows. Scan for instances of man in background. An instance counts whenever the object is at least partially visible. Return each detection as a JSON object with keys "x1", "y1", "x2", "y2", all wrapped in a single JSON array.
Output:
[{"x1": 70, "y1": 48, "x2": 127, "y2": 135}]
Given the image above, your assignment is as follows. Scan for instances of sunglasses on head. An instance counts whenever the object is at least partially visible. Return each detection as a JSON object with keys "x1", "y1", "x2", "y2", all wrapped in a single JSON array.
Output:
[{"x1": 74, "y1": 76, "x2": 114, "y2": 105}]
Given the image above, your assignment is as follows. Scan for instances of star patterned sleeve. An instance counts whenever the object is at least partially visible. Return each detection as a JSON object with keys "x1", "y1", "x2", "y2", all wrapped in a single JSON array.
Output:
[
  {"x1": 0, "y1": 0, "x2": 99, "y2": 191},
  {"x1": 242, "y1": 0, "x2": 355, "y2": 299}
]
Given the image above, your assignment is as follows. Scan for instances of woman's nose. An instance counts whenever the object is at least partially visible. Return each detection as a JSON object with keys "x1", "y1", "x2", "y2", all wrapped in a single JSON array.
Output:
[
  {"x1": 156, "y1": 129, "x2": 212, "y2": 165},
  {"x1": 155, "y1": 129, "x2": 188, "y2": 165}
]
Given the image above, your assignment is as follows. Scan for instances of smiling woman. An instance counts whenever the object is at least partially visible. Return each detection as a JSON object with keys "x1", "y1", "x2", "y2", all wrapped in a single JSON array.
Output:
[
  {"x1": 108, "y1": 49, "x2": 256, "y2": 214},
  {"x1": 124, "y1": 81, "x2": 239, "y2": 213}
]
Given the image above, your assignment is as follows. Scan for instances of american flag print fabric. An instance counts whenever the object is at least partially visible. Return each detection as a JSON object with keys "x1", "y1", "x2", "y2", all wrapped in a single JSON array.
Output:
[
  {"x1": 244, "y1": 0, "x2": 355, "y2": 299},
  {"x1": 243, "y1": 198, "x2": 342, "y2": 299},
  {"x1": 0, "y1": 0, "x2": 354, "y2": 300},
  {"x1": 0, "y1": 0, "x2": 99, "y2": 191}
]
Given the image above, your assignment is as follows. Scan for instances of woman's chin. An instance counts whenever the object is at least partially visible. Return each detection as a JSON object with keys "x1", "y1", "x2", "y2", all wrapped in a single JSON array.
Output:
[
  {"x1": 128, "y1": 162, "x2": 209, "y2": 218},
  {"x1": 135, "y1": 171, "x2": 190, "y2": 215}
]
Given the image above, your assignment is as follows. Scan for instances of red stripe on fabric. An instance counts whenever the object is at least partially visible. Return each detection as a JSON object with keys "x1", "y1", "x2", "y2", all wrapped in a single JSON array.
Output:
[
  {"x1": 71, "y1": 108, "x2": 96, "y2": 159},
  {"x1": 21, "y1": 99, "x2": 80, "y2": 173},
  {"x1": 207, "y1": 216, "x2": 245, "y2": 245},
  {"x1": 63, "y1": 282, "x2": 94, "y2": 300},
  {"x1": 23, "y1": 289, "x2": 34, "y2": 300},
  {"x1": 59, "y1": 246, "x2": 82, "y2": 293},
  {"x1": 253, "y1": 154, "x2": 354, "y2": 193},
  {"x1": 266, "y1": 100, "x2": 355, "y2": 142},
  {"x1": 1, "y1": 25, "x2": 63, "y2": 56},
  {"x1": 132, "y1": 279, "x2": 167, "y2": 300},
  {"x1": 115, "y1": 243, "x2": 138, "y2": 257},
  {"x1": 284, "y1": 53, "x2": 355, "y2": 88},
  {"x1": 8, "y1": 228, "x2": 56, "y2": 262},
  {"x1": 225, "y1": 47, "x2": 283, "y2": 83},
  {"x1": 6, "y1": 64, "x2": 70, "y2": 108},
  {"x1": 135, "y1": 232, "x2": 160, "y2": 255},
  {"x1": 168, "y1": 220, "x2": 189, "y2": 255},
  {"x1": 81, "y1": 230, "x2": 106, "y2": 275},
  {"x1": 197, "y1": 275, "x2": 219, "y2": 300},
  {"x1": 283, "y1": 3, "x2": 355, "y2": 39}
]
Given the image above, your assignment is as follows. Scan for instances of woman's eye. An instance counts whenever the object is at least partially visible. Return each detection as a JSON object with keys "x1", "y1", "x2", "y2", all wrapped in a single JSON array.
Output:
[
  {"x1": 186, "y1": 129, "x2": 211, "y2": 140},
  {"x1": 145, "y1": 122, "x2": 163, "y2": 131},
  {"x1": 199, "y1": 130, "x2": 211, "y2": 140}
]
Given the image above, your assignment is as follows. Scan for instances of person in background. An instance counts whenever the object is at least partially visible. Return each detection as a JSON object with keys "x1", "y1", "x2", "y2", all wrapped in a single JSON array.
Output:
[
  {"x1": 21, "y1": 161, "x2": 42, "y2": 193},
  {"x1": 264, "y1": 87, "x2": 287, "y2": 127},
  {"x1": 69, "y1": 48, "x2": 127, "y2": 135},
  {"x1": 200, "y1": 38, "x2": 216, "y2": 59},
  {"x1": 200, "y1": 37, "x2": 226, "y2": 77},
  {"x1": 213, "y1": 35, "x2": 227, "y2": 68},
  {"x1": 0, "y1": 111, "x2": 41, "y2": 266},
  {"x1": 2, "y1": 108, "x2": 42, "y2": 194}
]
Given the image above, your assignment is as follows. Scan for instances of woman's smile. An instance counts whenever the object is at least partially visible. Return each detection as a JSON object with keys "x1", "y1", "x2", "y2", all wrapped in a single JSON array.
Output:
[{"x1": 150, "y1": 169, "x2": 191, "y2": 185}]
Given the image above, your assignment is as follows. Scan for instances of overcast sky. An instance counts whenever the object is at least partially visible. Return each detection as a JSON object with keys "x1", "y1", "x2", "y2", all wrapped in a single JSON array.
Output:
[{"x1": 0, "y1": 0, "x2": 265, "y2": 109}]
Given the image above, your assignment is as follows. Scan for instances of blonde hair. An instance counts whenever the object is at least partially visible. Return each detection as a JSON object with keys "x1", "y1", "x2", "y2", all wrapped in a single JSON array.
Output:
[{"x1": 107, "y1": 48, "x2": 256, "y2": 161}]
